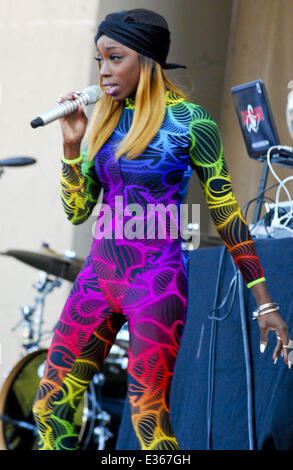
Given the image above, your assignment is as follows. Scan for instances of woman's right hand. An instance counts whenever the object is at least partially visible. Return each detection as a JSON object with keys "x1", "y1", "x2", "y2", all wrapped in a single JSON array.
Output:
[{"x1": 58, "y1": 91, "x2": 88, "y2": 145}]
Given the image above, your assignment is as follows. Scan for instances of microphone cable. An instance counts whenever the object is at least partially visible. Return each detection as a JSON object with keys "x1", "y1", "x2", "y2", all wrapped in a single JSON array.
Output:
[
  {"x1": 238, "y1": 270, "x2": 255, "y2": 450},
  {"x1": 206, "y1": 245, "x2": 255, "y2": 450}
]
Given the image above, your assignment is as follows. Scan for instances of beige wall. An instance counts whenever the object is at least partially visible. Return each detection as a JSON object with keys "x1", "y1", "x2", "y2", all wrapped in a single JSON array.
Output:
[
  {"x1": 0, "y1": 0, "x2": 100, "y2": 384},
  {"x1": 218, "y1": 0, "x2": 293, "y2": 234}
]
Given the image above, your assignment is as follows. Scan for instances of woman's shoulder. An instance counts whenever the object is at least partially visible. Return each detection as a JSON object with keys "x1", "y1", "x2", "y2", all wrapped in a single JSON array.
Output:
[
  {"x1": 166, "y1": 91, "x2": 215, "y2": 123},
  {"x1": 183, "y1": 101, "x2": 215, "y2": 123}
]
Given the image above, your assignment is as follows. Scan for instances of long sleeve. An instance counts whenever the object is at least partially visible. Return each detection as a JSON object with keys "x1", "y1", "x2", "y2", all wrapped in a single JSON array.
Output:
[
  {"x1": 60, "y1": 146, "x2": 102, "y2": 225},
  {"x1": 188, "y1": 105, "x2": 264, "y2": 285}
]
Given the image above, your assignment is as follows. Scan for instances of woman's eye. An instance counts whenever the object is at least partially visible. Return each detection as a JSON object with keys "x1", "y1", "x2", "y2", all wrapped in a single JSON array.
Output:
[{"x1": 94, "y1": 56, "x2": 122, "y2": 64}]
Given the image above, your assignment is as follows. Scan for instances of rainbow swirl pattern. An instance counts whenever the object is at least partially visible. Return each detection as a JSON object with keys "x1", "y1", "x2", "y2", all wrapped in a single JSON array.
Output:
[{"x1": 33, "y1": 90, "x2": 264, "y2": 450}]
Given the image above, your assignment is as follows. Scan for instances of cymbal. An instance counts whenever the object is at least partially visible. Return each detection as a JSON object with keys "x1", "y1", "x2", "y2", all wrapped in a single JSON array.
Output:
[
  {"x1": 0, "y1": 157, "x2": 36, "y2": 167},
  {"x1": 0, "y1": 248, "x2": 85, "y2": 282}
]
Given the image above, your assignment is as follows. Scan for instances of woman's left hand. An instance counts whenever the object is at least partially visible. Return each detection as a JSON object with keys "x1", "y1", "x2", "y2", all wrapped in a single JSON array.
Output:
[{"x1": 257, "y1": 311, "x2": 290, "y2": 366}]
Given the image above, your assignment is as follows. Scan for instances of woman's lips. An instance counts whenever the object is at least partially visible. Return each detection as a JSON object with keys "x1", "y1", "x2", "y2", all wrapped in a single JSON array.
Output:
[{"x1": 104, "y1": 85, "x2": 119, "y2": 96}]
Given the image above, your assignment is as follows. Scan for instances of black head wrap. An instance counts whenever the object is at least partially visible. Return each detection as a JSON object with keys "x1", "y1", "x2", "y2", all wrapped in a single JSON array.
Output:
[{"x1": 94, "y1": 10, "x2": 186, "y2": 70}]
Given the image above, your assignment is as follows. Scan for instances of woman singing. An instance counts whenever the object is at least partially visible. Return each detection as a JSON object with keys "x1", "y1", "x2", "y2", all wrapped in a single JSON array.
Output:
[{"x1": 32, "y1": 8, "x2": 290, "y2": 450}]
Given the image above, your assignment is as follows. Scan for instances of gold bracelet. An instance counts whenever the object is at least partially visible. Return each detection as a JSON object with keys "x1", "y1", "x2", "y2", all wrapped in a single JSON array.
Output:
[{"x1": 62, "y1": 182, "x2": 85, "y2": 193}]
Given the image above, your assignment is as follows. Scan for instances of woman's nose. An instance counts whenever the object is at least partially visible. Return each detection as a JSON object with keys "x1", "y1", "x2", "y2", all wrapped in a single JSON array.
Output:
[{"x1": 100, "y1": 60, "x2": 111, "y2": 77}]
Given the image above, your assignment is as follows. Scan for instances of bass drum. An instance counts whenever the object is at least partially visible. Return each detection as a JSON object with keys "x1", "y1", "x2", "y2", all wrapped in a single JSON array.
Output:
[{"x1": 0, "y1": 348, "x2": 127, "y2": 450}]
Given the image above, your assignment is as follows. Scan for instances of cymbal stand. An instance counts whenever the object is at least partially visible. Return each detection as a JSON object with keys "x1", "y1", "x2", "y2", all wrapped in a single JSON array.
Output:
[
  {"x1": 81, "y1": 373, "x2": 114, "y2": 450},
  {"x1": 0, "y1": 265, "x2": 69, "y2": 440},
  {"x1": 2, "y1": 249, "x2": 125, "y2": 449},
  {"x1": 11, "y1": 266, "x2": 67, "y2": 354}
]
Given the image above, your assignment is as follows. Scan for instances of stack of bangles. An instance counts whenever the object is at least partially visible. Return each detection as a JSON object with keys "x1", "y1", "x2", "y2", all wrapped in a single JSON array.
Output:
[
  {"x1": 252, "y1": 302, "x2": 279, "y2": 320},
  {"x1": 253, "y1": 303, "x2": 291, "y2": 350}
]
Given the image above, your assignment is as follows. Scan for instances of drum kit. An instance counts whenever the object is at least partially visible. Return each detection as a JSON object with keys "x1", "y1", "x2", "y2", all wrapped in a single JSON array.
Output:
[{"x1": 0, "y1": 157, "x2": 129, "y2": 451}]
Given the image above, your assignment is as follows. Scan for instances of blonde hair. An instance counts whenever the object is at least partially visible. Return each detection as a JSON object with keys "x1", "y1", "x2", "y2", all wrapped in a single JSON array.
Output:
[{"x1": 86, "y1": 56, "x2": 187, "y2": 161}]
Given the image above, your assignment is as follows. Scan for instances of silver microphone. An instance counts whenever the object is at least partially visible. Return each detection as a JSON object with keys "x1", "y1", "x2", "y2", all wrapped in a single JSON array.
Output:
[{"x1": 30, "y1": 85, "x2": 103, "y2": 129}]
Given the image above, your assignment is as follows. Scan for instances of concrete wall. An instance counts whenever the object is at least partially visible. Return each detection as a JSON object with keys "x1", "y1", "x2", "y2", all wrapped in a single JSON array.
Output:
[
  {"x1": 219, "y1": 0, "x2": 293, "y2": 235},
  {"x1": 0, "y1": 0, "x2": 100, "y2": 385}
]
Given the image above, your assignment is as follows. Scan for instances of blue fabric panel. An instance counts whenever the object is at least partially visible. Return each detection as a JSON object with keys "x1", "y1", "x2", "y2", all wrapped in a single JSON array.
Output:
[{"x1": 116, "y1": 238, "x2": 293, "y2": 450}]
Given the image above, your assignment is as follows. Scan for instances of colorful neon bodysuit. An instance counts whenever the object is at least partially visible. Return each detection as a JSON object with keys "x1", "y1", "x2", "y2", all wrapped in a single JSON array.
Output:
[{"x1": 33, "y1": 90, "x2": 264, "y2": 450}]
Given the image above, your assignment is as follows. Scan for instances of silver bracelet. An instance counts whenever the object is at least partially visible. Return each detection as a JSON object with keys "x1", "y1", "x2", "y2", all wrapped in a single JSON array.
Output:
[
  {"x1": 252, "y1": 303, "x2": 280, "y2": 320},
  {"x1": 257, "y1": 302, "x2": 278, "y2": 313}
]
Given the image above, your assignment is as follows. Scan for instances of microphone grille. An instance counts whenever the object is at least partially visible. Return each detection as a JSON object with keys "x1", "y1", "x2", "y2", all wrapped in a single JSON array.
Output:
[{"x1": 83, "y1": 85, "x2": 103, "y2": 104}]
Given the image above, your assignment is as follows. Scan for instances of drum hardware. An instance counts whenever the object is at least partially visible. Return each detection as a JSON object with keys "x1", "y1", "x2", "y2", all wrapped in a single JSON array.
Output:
[
  {"x1": 1, "y1": 241, "x2": 85, "y2": 352},
  {"x1": 0, "y1": 320, "x2": 128, "y2": 451},
  {"x1": 114, "y1": 339, "x2": 130, "y2": 351},
  {"x1": 93, "y1": 423, "x2": 113, "y2": 450},
  {"x1": 93, "y1": 372, "x2": 106, "y2": 387},
  {"x1": 0, "y1": 242, "x2": 129, "y2": 450},
  {"x1": 11, "y1": 306, "x2": 35, "y2": 345},
  {"x1": 0, "y1": 246, "x2": 84, "y2": 284},
  {"x1": 0, "y1": 414, "x2": 38, "y2": 434},
  {"x1": 0, "y1": 157, "x2": 36, "y2": 179},
  {"x1": 10, "y1": 270, "x2": 63, "y2": 353},
  {"x1": 78, "y1": 379, "x2": 115, "y2": 450},
  {"x1": 96, "y1": 410, "x2": 111, "y2": 426},
  {"x1": 105, "y1": 353, "x2": 128, "y2": 372},
  {"x1": 78, "y1": 387, "x2": 114, "y2": 451},
  {"x1": 0, "y1": 157, "x2": 37, "y2": 167}
]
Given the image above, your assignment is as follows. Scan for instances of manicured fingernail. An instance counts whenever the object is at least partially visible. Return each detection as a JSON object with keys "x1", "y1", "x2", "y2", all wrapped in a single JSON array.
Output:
[
  {"x1": 260, "y1": 344, "x2": 266, "y2": 353},
  {"x1": 274, "y1": 357, "x2": 278, "y2": 364}
]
